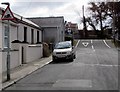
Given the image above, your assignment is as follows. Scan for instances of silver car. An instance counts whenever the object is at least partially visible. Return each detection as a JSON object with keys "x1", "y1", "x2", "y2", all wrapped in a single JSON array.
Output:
[{"x1": 52, "y1": 41, "x2": 76, "y2": 62}]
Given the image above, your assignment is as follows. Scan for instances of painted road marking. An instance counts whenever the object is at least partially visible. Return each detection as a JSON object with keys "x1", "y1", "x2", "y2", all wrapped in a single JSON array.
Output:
[
  {"x1": 91, "y1": 40, "x2": 93, "y2": 44},
  {"x1": 91, "y1": 40, "x2": 95, "y2": 51},
  {"x1": 53, "y1": 79, "x2": 92, "y2": 88},
  {"x1": 75, "y1": 40, "x2": 80, "y2": 48},
  {"x1": 92, "y1": 45, "x2": 95, "y2": 52},
  {"x1": 82, "y1": 42, "x2": 89, "y2": 47},
  {"x1": 72, "y1": 63, "x2": 118, "y2": 67},
  {"x1": 103, "y1": 40, "x2": 111, "y2": 48}
]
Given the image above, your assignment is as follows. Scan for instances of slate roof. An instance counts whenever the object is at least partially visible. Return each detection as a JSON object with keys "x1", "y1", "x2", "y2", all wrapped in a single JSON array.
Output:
[
  {"x1": 27, "y1": 16, "x2": 64, "y2": 28},
  {"x1": 0, "y1": 7, "x2": 41, "y2": 29}
]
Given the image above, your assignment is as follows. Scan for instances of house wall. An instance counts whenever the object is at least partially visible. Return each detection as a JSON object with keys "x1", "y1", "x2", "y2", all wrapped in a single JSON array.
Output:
[
  {"x1": 1, "y1": 22, "x2": 18, "y2": 49},
  {"x1": 0, "y1": 20, "x2": 2, "y2": 49},
  {"x1": 43, "y1": 26, "x2": 64, "y2": 44},
  {"x1": 1, "y1": 21, "x2": 20, "y2": 72},
  {"x1": 43, "y1": 27, "x2": 58, "y2": 43},
  {"x1": 1, "y1": 22, "x2": 42, "y2": 72},
  {"x1": 0, "y1": 17, "x2": 2, "y2": 89},
  {"x1": 28, "y1": 17, "x2": 65, "y2": 44},
  {"x1": 59, "y1": 19, "x2": 65, "y2": 42},
  {"x1": 18, "y1": 24, "x2": 42, "y2": 44},
  {"x1": 0, "y1": 51, "x2": 2, "y2": 89},
  {"x1": 26, "y1": 44, "x2": 43, "y2": 63},
  {"x1": 2, "y1": 50, "x2": 19, "y2": 72}
]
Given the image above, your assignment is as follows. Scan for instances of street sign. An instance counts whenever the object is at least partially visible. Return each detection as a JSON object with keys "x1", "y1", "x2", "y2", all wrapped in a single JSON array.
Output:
[
  {"x1": 1, "y1": 2, "x2": 15, "y2": 81},
  {"x1": 1, "y1": 5, "x2": 15, "y2": 20}
]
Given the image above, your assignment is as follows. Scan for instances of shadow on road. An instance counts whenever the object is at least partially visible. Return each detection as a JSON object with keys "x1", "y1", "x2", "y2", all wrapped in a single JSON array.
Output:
[{"x1": 50, "y1": 60, "x2": 73, "y2": 64}]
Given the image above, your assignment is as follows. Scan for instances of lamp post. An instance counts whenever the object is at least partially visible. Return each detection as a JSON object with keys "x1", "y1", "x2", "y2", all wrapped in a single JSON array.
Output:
[{"x1": 1, "y1": 2, "x2": 11, "y2": 81}]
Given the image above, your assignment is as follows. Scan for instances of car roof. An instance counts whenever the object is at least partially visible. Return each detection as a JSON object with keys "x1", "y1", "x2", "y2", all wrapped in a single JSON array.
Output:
[{"x1": 58, "y1": 41, "x2": 71, "y2": 44}]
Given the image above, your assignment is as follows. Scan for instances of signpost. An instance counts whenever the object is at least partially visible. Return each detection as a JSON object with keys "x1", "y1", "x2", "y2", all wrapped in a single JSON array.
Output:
[{"x1": 1, "y1": 2, "x2": 15, "y2": 81}]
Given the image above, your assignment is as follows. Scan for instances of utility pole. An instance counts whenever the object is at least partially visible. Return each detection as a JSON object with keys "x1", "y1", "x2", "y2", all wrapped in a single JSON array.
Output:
[
  {"x1": 112, "y1": 1, "x2": 115, "y2": 43},
  {"x1": 82, "y1": 5, "x2": 88, "y2": 38}
]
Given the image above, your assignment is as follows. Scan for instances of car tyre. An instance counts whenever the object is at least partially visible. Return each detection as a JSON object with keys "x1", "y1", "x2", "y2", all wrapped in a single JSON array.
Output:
[
  {"x1": 69, "y1": 57, "x2": 73, "y2": 62},
  {"x1": 74, "y1": 54, "x2": 76, "y2": 59}
]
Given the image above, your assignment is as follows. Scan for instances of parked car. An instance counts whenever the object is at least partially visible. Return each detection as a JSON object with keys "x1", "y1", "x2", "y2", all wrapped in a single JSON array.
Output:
[{"x1": 52, "y1": 41, "x2": 76, "y2": 62}]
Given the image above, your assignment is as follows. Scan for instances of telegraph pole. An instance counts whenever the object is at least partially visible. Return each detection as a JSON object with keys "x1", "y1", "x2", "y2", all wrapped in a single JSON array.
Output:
[{"x1": 82, "y1": 5, "x2": 88, "y2": 38}]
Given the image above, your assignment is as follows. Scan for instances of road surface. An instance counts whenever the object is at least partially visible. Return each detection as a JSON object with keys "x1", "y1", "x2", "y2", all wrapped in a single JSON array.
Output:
[{"x1": 5, "y1": 39, "x2": 119, "y2": 90}]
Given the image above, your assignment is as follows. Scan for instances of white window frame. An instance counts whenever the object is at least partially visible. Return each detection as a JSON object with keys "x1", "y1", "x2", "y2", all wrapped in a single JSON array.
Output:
[{"x1": 4, "y1": 26, "x2": 8, "y2": 48}]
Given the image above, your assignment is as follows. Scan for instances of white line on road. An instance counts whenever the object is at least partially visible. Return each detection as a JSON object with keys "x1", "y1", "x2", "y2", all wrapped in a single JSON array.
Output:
[
  {"x1": 92, "y1": 45, "x2": 95, "y2": 52},
  {"x1": 90, "y1": 64, "x2": 118, "y2": 67},
  {"x1": 75, "y1": 40, "x2": 80, "y2": 48},
  {"x1": 91, "y1": 40, "x2": 93, "y2": 44},
  {"x1": 91, "y1": 40, "x2": 95, "y2": 51},
  {"x1": 73, "y1": 63, "x2": 118, "y2": 67},
  {"x1": 103, "y1": 40, "x2": 111, "y2": 48}
]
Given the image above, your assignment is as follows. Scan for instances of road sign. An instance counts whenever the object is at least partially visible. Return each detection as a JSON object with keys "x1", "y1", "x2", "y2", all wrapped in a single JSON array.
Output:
[{"x1": 1, "y1": 5, "x2": 15, "y2": 20}]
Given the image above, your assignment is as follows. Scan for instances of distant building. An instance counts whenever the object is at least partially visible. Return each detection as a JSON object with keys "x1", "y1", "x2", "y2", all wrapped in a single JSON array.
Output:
[
  {"x1": 28, "y1": 17, "x2": 65, "y2": 44},
  {"x1": 65, "y1": 22, "x2": 79, "y2": 39}
]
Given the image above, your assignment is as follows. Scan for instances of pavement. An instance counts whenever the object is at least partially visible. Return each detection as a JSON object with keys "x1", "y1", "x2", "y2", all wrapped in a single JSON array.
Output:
[{"x1": 2, "y1": 55, "x2": 52, "y2": 90}]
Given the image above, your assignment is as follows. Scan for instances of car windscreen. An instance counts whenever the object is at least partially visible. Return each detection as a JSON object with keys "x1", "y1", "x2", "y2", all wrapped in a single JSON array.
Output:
[{"x1": 55, "y1": 42, "x2": 71, "y2": 49}]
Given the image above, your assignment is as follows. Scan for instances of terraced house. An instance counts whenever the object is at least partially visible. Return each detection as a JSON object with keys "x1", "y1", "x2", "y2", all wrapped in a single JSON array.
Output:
[{"x1": 0, "y1": 7, "x2": 43, "y2": 84}]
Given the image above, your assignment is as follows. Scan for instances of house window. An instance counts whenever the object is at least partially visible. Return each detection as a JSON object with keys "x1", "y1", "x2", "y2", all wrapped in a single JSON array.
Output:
[
  {"x1": 31, "y1": 29, "x2": 34, "y2": 44},
  {"x1": 37, "y1": 31, "x2": 39, "y2": 43},
  {"x1": 4, "y1": 26, "x2": 8, "y2": 48},
  {"x1": 24, "y1": 27, "x2": 27, "y2": 42}
]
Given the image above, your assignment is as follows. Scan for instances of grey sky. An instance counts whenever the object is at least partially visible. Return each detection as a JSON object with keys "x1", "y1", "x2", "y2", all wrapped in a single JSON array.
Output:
[{"x1": 0, "y1": 0, "x2": 97, "y2": 29}]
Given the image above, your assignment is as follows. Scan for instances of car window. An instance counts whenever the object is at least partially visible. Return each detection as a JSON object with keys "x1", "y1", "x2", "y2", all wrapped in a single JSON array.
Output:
[{"x1": 55, "y1": 42, "x2": 71, "y2": 49}]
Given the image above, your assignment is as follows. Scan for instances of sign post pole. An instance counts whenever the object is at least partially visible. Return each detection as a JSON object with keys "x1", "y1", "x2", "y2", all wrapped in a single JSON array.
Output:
[
  {"x1": 6, "y1": 20, "x2": 10, "y2": 81},
  {"x1": 1, "y1": 2, "x2": 15, "y2": 81}
]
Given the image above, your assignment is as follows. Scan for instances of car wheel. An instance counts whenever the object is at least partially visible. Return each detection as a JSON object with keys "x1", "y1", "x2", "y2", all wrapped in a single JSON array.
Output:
[
  {"x1": 52, "y1": 57, "x2": 56, "y2": 62},
  {"x1": 74, "y1": 54, "x2": 76, "y2": 59},
  {"x1": 69, "y1": 57, "x2": 73, "y2": 62}
]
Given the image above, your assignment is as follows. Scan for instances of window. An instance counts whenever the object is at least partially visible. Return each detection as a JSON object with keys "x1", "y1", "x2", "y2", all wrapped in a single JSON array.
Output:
[
  {"x1": 37, "y1": 31, "x2": 39, "y2": 43},
  {"x1": 24, "y1": 27, "x2": 27, "y2": 42},
  {"x1": 31, "y1": 29, "x2": 34, "y2": 44},
  {"x1": 4, "y1": 26, "x2": 8, "y2": 48}
]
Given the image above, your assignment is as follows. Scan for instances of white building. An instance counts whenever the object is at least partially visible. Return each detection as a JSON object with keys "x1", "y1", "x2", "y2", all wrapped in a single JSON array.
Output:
[{"x1": 0, "y1": 8, "x2": 43, "y2": 83}]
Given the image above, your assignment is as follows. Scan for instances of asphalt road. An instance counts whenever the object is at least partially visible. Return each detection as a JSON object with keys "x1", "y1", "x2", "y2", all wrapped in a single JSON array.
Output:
[{"x1": 5, "y1": 39, "x2": 119, "y2": 90}]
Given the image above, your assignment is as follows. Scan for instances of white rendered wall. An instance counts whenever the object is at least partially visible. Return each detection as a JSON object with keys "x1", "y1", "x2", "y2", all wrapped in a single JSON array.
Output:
[
  {"x1": 26, "y1": 44, "x2": 43, "y2": 63},
  {"x1": 2, "y1": 51, "x2": 19, "y2": 72}
]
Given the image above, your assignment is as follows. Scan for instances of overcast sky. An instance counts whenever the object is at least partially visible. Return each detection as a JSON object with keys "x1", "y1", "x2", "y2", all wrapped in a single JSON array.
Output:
[{"x1": 0, "y1": 0, "x2": 108, "y2": 29}]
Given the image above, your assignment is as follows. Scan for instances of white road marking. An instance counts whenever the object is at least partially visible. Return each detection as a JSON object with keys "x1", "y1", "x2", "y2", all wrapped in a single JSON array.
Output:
[
  {"x1": 92, "y1": 45, "x2": 95, "y2": 51},
  {"x1": 91, "y1": 40, "x2": 95, "y2": 51},
  {"x1": 53, "y1": 79, "x2": 92, "y2": 88},
  {"x1": 91, "y1": 40, "x2": 93, "y2": 44},
  {"x1": 73, "y1": 63, "x2": 118, "y2": 67},
  {"x1": 75, "y1": 40, "x2": 80, "y2": 48},
  {"x1": 82, "y1": 42, "x2": 89, "y2": 47},
  {"x1": 103, "y1": 40, "x2": 111, "y2": 48}
]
